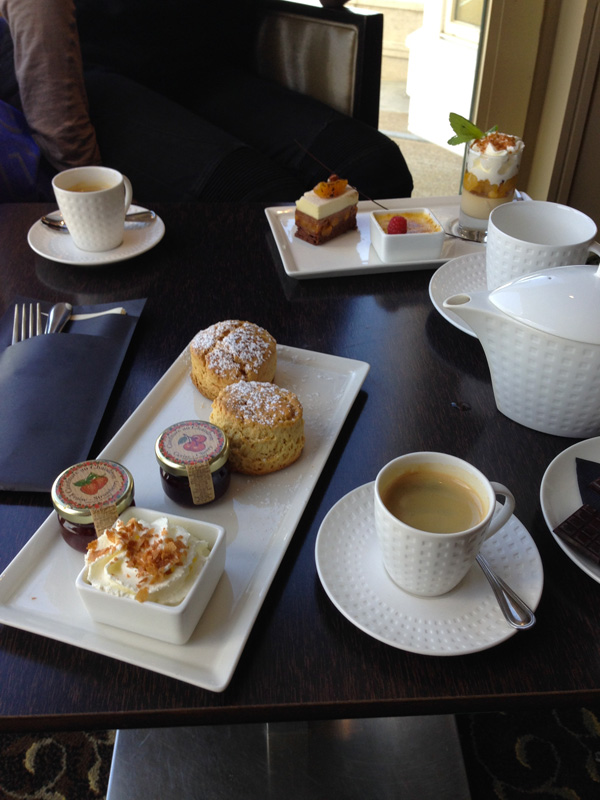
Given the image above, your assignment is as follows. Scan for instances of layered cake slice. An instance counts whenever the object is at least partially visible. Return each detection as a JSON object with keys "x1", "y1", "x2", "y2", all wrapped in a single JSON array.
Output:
[{"x1": 295, "y1": 174, "x2": 359, "y2": 245}]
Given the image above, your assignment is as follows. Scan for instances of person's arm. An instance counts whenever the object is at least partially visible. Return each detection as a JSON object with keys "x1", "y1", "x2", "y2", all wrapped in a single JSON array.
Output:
[{"x1": 0, "y1": 0, "x2": 101, "y2": 170}]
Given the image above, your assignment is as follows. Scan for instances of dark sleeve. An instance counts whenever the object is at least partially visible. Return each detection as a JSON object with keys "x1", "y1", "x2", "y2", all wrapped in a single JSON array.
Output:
[{"x1": 0, "y1": 0, "x2": 101, "y2": 170}]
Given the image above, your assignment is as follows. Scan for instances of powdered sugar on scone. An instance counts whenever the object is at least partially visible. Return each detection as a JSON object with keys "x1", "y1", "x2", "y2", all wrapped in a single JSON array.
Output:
[
  {"x1": 210, "y1": 381, "x2": 304, "y2": 475},
  {"x1": 190, "y1": 320, "x2": 277, "y2": 399}
]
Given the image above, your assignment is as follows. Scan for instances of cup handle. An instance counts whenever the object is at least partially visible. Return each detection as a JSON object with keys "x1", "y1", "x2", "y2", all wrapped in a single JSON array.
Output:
[
  {"x1": 484, "y1": 482, "x2": 515, "y2": 540},
  {"x1": 588, "y1": 241, "x2": 600, "y2": 260},
  {"x1": 122, "y1": 175, "x2": 133, "y2": 213}
]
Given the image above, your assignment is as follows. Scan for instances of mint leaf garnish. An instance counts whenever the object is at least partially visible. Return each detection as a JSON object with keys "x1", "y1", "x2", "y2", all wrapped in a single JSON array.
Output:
[{"x1": 447, "y1": 112, "x2": 498, "y2": 145}]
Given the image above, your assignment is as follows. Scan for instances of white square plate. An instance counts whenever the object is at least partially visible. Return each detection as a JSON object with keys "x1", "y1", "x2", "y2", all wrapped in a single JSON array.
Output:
[
  {"x1": 0, "y1": 344, "x2": 369, "y2": 692},
  {"x1": 265, "y1": 196, "x2": 484, "y2": 279}
]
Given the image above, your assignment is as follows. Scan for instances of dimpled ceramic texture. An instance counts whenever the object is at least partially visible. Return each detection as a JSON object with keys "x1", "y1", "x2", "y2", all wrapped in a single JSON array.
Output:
[
  {"x1": 486, "y1": 201, "x2": 597, "y2": 290},
  {"x1": 56, "y1": 188, "x2": 128, "y2": 251},
  {"x1": 373, "y1": 495, "x2": 488, "y2": 596},
  {"x1": 53, "y1": 167, "x2": 133, "y2": 252},
  {"x1": 479, "y1": 312, "x2": 600, "y2": 438},
  {"x1": 486, "y1": 234, "x2": 590, "y2": 291},
  {"x1": 315, "y1": 483, "x2": 543, "y2": 655}
]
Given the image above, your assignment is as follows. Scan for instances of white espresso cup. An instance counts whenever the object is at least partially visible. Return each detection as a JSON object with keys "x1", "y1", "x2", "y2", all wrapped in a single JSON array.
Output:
[
  {"x1": 52, "y1": 166, "x2": 133, "y2": 252},
  {"x1": 486, "y1": 200, "x2": 600, "y2": 290},
  {"x1": 373, "y1": 452, "x2": 515, "y2": 596}
]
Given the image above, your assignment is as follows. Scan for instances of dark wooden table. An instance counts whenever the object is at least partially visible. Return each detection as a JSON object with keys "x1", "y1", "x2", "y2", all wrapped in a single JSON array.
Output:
[{"x1": 0, "y1": 202, "x2": 596, "y2": 733}]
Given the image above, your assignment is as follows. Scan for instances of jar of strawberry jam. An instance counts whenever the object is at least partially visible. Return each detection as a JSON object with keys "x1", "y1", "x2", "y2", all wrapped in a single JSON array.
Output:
[
  {"x1": 51, "y1": 460, "x2": 135, "y2": 552},
  {"x1": 155, "y1": 420, "x2": 230, "y2": 506}
]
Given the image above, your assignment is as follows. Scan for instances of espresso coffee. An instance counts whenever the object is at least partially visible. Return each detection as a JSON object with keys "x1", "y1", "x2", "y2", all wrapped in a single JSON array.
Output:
[
  {"x1": 68, "y1": 182, "x2": 112, "y2": 193},
  {"x1": 381, "y1": 467, "x2": 486, "y2": 533}
]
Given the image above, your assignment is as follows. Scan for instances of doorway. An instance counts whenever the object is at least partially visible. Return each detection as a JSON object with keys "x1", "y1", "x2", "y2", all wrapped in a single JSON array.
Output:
[{"x1": 348, "y1": 0, "x2": 486, "y2": 198}]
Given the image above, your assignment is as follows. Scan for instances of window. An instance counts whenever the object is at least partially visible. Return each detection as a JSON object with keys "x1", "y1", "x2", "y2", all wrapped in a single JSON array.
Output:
[{"x1": 443, "y1": 0, "x2": 484, "y2": 43}]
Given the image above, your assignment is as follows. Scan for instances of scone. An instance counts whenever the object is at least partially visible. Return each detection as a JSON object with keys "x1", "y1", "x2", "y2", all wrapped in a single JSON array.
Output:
[
  {"x1": 190, "y1": 320, "x2": 277, "y2": 400},
  {"x1": 210, "y1": 381, "x2": 304, "y2": 475}
]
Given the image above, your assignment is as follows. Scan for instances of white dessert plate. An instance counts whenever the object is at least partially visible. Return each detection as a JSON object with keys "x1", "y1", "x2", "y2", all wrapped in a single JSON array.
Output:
[
  {"x1": 27, "y1": 205, "x2": 165, "y2": 266},
  {"x1": 265, "y1": 196, "x2": 484, "y2": 279},
  {"x1": 0, "y1": 344, "x2": 369, "y2": 692},
  {"x1": 428, "y1": 252, "x2": 487, "y2": 337},
  {"x1": 315, "y1": 482, "x2": 543, "y2": 655},
  {"x1": 540, "y1": 437, "x2": 600, "y2": 584}
]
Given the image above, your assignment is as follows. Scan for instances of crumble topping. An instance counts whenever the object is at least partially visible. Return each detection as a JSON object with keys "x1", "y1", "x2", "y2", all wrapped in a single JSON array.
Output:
[
  {"x1": 472, "y1": 132, "x2": 518, "y2": 153},
  {"x1": 87, "y1": 517, "x2": 192, "y2": 602}
]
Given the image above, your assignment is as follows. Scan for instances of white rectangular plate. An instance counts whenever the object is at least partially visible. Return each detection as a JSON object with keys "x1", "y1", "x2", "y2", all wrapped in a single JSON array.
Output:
[
  {"x1": 0, "y1": 344, "x2": 369, "y2": 692},
  {"x1": 265, "y1": 196, "x2": 485, "y2": 279}
]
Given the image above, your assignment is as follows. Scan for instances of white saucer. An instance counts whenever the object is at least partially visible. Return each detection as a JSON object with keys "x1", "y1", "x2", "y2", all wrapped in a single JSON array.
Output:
[
  {"x1": 540, "y1": 437, "x2": 600, "y2": 584},
  {"x1": 429, "y1": 252, "x2": 487, "y2": 337},
  {"x1": 27, "y1": 205, "x2": 165, "y2": 266},
  {"x1": 315, "y1": 482, "x2": 543, "y2": 656}
]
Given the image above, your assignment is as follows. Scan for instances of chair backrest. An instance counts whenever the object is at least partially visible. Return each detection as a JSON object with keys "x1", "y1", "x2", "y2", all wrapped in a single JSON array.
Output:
[{"x1": 254, "y1": 1, "x2": 383, "y2": 128}]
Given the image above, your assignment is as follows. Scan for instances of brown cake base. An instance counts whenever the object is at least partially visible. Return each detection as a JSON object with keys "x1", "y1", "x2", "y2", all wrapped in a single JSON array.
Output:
[{"x1": 295, "y1": 205, "x2": 358, "y2": 245}]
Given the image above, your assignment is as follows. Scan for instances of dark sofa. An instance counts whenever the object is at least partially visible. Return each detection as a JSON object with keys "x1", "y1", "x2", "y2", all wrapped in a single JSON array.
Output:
[{"x1": 0, "y1": 0, "x2": 413, "y2": 204}]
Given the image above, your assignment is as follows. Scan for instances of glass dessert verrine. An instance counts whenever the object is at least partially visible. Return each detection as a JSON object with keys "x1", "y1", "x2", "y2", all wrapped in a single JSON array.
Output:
[
  {"x1": 458, "y1": 131, "x2": 524, "y2": 240},
  {"x1": 447, "y1": 113, "x2": 524, "y2": 242}
]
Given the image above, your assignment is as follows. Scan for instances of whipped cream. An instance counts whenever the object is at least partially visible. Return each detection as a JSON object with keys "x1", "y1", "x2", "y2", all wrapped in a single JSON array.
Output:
[
  {"x1": 85, "y1": 516, "x2": 210, "y2": 605},
  {"x1": 295, "y1": 185, "x2": 359, "y2": 220},
  {"x1": 465, "y1": 132, "x2": 524, "y2": 186}
]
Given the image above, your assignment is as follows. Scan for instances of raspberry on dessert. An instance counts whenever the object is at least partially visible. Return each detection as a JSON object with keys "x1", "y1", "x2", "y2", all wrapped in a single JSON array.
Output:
[{"x1": 387, "y1": 215, "x2": 408, "y2": 235}]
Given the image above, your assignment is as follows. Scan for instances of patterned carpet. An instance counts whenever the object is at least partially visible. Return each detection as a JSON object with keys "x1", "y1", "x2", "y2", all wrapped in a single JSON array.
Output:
[
  {"x1": 0, "y1": 730, "x2": 115, "y2": 800},
  {"x1": 1, "y1": 710, "x2": 600, "y2": 799},
  {"x1": 457, "y1": 707, "x2": 600, "y2": 799}
]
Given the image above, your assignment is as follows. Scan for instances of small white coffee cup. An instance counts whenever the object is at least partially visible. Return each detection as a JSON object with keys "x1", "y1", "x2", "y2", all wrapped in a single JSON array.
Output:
[
  {"x1": 373, "y1": 452, "x2": 515, "y2": 596},
  {"x1": 486, "y1": 200, "x2": 600, "y2": 290},
  {"x1": 52, "y1": 166, "x2": 133, "y2": 252}
]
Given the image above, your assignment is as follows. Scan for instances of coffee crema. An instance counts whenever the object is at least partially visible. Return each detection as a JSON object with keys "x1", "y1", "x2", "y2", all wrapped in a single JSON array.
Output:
[
  {"x1": 67, "y1": 182, "x2": 112, "y2": 193},
  {"x1": 381, "y1": 467, "x2": 486, "y2": 533}
]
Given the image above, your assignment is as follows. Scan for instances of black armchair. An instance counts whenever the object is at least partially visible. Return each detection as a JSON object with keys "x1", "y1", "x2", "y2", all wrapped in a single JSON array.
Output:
[
  {"x1": 255, "y1": 1, "x2": 383, "y2": 128},
  {"x1": 0, "y1": 0, "x2": 412, "y2": 203}
]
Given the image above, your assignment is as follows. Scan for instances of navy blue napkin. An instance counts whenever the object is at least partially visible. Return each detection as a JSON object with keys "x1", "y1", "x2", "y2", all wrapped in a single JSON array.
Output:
[{"x1": 0, "y1": 297, "x2": 146, "y2": 492}]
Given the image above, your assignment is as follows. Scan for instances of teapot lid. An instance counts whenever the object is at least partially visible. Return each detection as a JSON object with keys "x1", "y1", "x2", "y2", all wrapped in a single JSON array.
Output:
[{"x1": 489, "y1": 264, "x2": 600, "y2": 345}]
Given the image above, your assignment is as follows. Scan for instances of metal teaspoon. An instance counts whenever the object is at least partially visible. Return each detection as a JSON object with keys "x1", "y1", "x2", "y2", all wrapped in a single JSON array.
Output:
[
  {"x1": 41, "y1": 210, "x2": 156, "y2": 231},
  {"x1": 45, "y1": 302, "x2": 73, "y2": 334},
  {"x1": 476, "y1": 553, "x2": 536, "y2": 629}
]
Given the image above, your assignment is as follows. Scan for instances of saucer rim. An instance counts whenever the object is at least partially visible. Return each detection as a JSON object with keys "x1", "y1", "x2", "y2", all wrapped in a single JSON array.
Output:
[
  {"x1": 27, "y1": 205, "x2": 165, "y2": 266},
  {"x1": 315, "y1": 481, "x2": 543, "y2": 656},
  {"x1": 428, "y1": 251, "x2": 487, "y2": 338}
]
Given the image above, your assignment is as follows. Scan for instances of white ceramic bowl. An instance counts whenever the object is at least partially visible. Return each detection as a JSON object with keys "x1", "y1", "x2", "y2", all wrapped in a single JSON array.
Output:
[
  {"x1": 76, "y1": 507, "x2": 226, "y2": 645},
  {"x1": 369, "y1": 207, "x2": 445, "y2": 263}
]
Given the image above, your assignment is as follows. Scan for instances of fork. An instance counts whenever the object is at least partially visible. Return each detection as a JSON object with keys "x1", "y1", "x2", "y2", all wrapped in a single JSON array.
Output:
[{"x1": 12, "y1": 303, "x2": 43, "y2": 344}]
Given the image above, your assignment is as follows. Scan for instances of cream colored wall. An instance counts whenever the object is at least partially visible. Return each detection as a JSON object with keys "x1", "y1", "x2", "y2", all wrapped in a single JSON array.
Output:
[
  {"x1": 528, "y1": 0, "x2": 588, "y2": 200},
  {"x1": 474, "y1": 0, "x2": 590, "y2": 201}
]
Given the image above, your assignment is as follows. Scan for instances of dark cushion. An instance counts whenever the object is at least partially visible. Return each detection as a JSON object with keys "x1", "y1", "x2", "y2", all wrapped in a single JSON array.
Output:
[
  {"x1": 74, "y1": 0, "x2": 261, "y2": 96},
  {"x1": 0, "y1": 97, "x2": 41, "y2": 201}
]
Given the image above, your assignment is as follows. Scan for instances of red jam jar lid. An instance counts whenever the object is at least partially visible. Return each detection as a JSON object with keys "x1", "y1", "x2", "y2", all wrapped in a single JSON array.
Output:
[
  {"x1": 155, "y1": 420, "x2": 229, "y2": 477},
  {"x1": 51, "y1": 459, "x2": 135, "y2": 524}
]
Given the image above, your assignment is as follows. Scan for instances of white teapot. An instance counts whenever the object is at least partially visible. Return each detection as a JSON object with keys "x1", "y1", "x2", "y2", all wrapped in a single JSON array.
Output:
[{"x1": 443, "y1": 264, "x2": 600, "y2": 438}]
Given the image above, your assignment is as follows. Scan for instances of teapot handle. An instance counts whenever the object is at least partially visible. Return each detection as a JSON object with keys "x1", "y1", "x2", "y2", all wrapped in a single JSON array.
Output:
[{"x1": 587, "y1": 241, "x2": 600, "y2": 276}]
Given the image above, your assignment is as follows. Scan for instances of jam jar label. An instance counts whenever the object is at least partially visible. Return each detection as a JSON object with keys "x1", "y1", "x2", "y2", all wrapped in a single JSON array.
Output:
[
  {"x1": 55, "y1": 460, "x2": 130, "y2": 510},
  {"x1": 158, "y1": 421, "x2": 226, "y2": 466},
  {"x1": 91, "y1": 504, "x2": 119, "y2": 536},
  {"x1": 186, "y1": 462, "x2": 216, "y2": 504}
]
